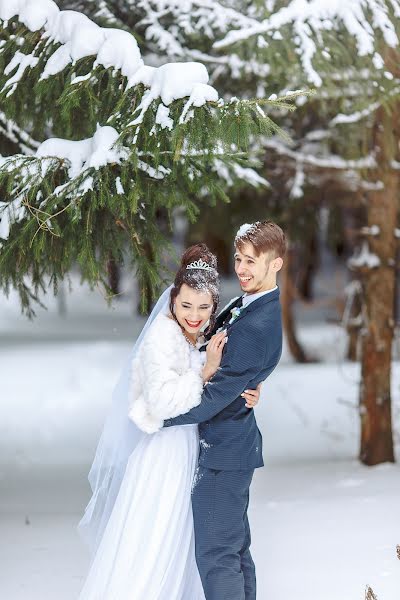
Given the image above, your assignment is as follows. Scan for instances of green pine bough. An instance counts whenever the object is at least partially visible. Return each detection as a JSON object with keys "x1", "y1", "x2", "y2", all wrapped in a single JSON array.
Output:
[{"x1": 0, "y1": 7, "x2": 310, "y2": 316}]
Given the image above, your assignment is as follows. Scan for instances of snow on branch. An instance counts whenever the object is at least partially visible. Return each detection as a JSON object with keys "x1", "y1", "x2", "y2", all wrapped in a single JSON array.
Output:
[
  {"x1": 348, "y1": 241, "x2": 381, "y2": 269},
  {"x1": 263, "y1": 137, "x2": 377, "y2": 170},
  {"x1": 213, "y1": 158, "x2": 269, "y2": 188},
  {"x1": 0, "y1": 0, "x2": 219, "y2": 111},
  {"x1": 136, "y1": 0, "x2": 260, "y2": 53},
  {"x1": 214, "y1": 0, "x2": 399, "y2": 87},
  {"x1": 36, "y1": 125, "x2": 126, "y2": 180},
  {"x1": 289, "y1": 162, "x2": 305, "y2": 199},
  {"x1": 0, "y1": 110, "x2": 39, "y2": 153},
  {"x1": 330, "y1": 102, "x2": 381, "y2": 126},
  {"x1": 330, "y1": 85, "x2": 400, "y2": 126}
]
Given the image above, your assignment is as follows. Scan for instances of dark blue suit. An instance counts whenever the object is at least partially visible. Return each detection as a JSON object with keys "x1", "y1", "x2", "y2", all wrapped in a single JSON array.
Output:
[{"x1": 164, "y1": 287, "x2": 282, "y2": 599}]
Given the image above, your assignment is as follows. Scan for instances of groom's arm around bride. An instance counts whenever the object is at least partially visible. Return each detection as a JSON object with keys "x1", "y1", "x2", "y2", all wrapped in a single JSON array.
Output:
[{"x1": 163, "y1": 284, "x2": 282, "y2": 469}]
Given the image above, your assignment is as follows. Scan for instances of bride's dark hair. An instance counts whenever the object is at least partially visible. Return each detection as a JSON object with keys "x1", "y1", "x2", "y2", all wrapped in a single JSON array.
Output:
[{"x1": 169, "y1": 243, "x2": 220, "y2": 334}]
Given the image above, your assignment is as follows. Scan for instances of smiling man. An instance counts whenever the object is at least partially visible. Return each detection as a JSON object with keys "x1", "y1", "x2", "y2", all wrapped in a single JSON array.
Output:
[
  {"x1": 163, "y1": 221, "x2": 286, "y2": 600},
  {"x1": 234, "y1": 221, "x2": 284, "y2": 296}
]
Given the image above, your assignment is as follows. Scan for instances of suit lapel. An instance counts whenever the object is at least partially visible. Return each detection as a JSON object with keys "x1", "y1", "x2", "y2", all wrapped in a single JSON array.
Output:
[
  {"x1": 227, "y1": 287, "x2": 280, "y2": 328},
  {"x1": 210, "y1": 296, "x2": 242, "y2": 335}
]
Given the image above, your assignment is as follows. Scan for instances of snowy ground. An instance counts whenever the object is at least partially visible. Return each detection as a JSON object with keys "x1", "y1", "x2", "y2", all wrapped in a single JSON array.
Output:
[{"x1": 1, "y1": 277, "x2": 399, "y2": 599}]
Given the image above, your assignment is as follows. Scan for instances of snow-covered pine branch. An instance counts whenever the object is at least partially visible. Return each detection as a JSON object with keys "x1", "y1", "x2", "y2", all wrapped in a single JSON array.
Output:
[
  {"x1": 0, "y1": 1, "x2": 304, "y2": 316},
  {"x1": 348, "y1": 240, "x2": 381, "y2": 270},
  {"x1": 214, "y1": 0, "x2": 400, "y2": 88},
  {"x1": 57, "y1": 0, "x2": 273, "y2": 88},
  {"x1": 0, "y1": 110, "x2": 39, "y2": 154},
  {"x1": 263, "y1": 137, "x2": 377, "y2": 171}
]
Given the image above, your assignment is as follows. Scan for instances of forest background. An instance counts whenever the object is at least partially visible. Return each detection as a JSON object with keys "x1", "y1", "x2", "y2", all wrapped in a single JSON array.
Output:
[{"x1": 0, "y1": 2, "x2": 400, "y2": 599}]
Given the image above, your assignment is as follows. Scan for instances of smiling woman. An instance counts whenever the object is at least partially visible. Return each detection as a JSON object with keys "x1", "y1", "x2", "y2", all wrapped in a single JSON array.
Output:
[
  {"x1": 169, "y1": 243, "x2": 220, "y2": 339},
  {"x1": 174, "y1": 285, "x2": 214, "y2": 341}
]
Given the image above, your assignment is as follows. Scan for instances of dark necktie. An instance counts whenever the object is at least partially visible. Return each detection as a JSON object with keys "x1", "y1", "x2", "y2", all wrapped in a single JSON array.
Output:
[{"x1": 203, "y1": 295, "x2": 244, "y2": 344}]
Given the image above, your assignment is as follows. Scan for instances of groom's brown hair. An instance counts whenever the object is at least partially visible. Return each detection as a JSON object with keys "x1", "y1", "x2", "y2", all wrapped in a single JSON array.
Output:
[{"x1": 235, "y1": 220, "x2": 287, "y2": 259}]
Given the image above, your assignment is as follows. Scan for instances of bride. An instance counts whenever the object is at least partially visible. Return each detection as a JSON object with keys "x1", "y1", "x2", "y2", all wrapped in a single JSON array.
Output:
[{"x1": 77, "y1": 244, "x2": 259, "y2": 599}]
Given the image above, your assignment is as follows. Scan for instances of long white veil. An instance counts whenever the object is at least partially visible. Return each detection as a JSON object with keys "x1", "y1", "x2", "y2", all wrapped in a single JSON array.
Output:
[{"x1": 77, "y1": 285, "x2": 173, "y2": 555}]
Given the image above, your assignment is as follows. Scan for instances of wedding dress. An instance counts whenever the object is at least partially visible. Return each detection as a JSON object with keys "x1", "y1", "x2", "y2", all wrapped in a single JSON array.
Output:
[{"x1": 78, "y1": 312, "x2": 206, "y2": 600}]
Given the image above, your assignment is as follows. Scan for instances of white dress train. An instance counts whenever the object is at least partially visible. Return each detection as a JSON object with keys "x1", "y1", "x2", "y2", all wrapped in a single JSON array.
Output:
[{"x1": 78, "y1": 314, "x2": 206, "y2": 600}]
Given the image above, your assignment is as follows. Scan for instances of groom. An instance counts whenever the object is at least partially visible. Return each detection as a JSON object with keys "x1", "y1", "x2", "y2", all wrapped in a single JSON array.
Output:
[{"x1": 163, "y1": 220, "x2": 286, "y2": 599}]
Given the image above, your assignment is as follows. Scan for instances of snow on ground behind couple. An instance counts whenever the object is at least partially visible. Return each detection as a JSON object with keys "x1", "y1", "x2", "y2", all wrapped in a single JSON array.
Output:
[{"x1": 0, "y1": 274, "x2": 399, "y2": 600}]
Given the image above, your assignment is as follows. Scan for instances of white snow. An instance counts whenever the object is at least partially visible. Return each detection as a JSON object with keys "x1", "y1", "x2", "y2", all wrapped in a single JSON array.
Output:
[
  {"x1": 360, "y1": 224, "x2": 380, "y2": 236},
  {"x1": 235, "y1": 222, "x2": 255, "y2": 241},
  {"x1": 19, "y1": 0, "x2": 58, "y2": 31},
  {"x1": 3, "y1": 51, "x2": 39, "y2": 96},
  {"x1": 0, "y1": 275, "x2": 399, "y2": 599},
  {"x1": 0, "y1": 200, "x2": 11, "y2": 239},
  {"x1": 342, "y1": 279, "x2": 363, "y2": 328},
  {"x1": 0, "y1": 195, "x2": 24, "y2": 242},
  {"x1": 263, "y1": 137, "x2": 377, "y2": 170},
  {"x1": 0, "y1": 2, "x2": 218, "y2": 118},
  {"x1": 179, "y1": 82, "x2": 219, "y2": 123},
  {"x1": 115, "y1": 176, "x2": 124, "y2": 195},
  {"x1": 1, "y1": 6, "x2": 224, "y2": 197},
  {"x1": 289, "y1": 162, "x2": 305, "y2": 198},
  {"x1": 213, "y1": 0, "x2": 399, "y2": 87},
  {"x1": 129, "y1": 63, "x2": 218, "y2": 128},
  {"x1": 213, "y1": 159, "x2": 269, "y2": 188},
  {"x1": 0, "y1": 0, "x2": 24, "y2": 21},
  {"x1": 36, "y1": 126, "x2": 126, "y2": 179},
  {"x1": 70, "y1": 72, "x2": 91, "y2": 86},
  {"x1": 231, "y1": 163, "x2": 269, "y2": 187},
  {"x1": 40, "y1": 44, "x2": 72, "y2": 80},
  {"x1": 330, "y1": 101, "x2": 381, "y2": 126},
  {"x1": 95, "y1": 29, "x2": 143, "y2": 80},
  {"x1": 0, "y1": 110, "x2": 39, "y2": 154},
  {"x1": 348, "y1": 240, "x2": 381, "y2": 269},
  {"x1": 155, "y1": 103, "x2": 173, "y2": 131},
  {"x1": 137, "y1": 160, "x2": 171, "y2": 180},
  {"x1": 389, "y1": 0, "x2": 400, "y2": 18},
  {"x1": 0, "y1": 281, "x2": 399, "y2": 599}
]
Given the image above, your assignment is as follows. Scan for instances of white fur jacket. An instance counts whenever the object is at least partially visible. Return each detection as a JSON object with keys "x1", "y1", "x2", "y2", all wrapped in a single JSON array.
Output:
[{"x1": 128, "y1": 312, "x2": 205, "y2": 434}]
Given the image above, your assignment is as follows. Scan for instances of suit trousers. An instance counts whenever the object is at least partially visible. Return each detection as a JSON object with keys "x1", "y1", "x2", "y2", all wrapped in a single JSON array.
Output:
[{"x1": 192, "y1": 467, "x2": 256, "y2": 600}]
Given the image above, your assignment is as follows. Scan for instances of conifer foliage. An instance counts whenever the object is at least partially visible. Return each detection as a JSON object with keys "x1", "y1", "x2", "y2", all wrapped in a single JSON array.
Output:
[
  {"x1": 0, "y1": 0, "x2": 301, "y2": 315},
  {"x1": 213, "y1": 0, "x2": 400, "y2": 467}
]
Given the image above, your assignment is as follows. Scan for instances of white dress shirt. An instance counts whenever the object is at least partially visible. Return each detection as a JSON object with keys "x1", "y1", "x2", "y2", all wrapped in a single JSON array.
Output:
[{"x1": 242, "y1": 285, "x2": 278, "y2": 308}]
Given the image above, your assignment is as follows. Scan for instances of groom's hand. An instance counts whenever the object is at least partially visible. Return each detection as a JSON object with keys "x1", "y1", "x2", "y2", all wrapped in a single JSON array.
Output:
[{"x1": 241, "y1": 382, "x2": 262, "y2": 409}]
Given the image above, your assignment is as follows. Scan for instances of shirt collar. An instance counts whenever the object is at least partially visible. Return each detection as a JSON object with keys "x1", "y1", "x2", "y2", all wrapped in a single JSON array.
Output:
[{"x1": 242, "y1": 286, "x2": 278, "y2": 308}]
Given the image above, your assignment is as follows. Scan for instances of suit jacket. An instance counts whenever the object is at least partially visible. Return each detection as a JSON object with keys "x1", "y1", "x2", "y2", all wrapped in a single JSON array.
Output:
[{"x1": 164, "y1": 287, "x2": 282, "y2": 470}]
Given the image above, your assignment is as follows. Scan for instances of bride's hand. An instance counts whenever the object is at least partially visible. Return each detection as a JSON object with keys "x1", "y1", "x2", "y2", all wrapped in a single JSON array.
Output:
[
  {"x1": 241, "y1": 382, "x2": 262, "y2": 409},
  {"x1": 203, "y1": 331, "x2": 227, "y2": 382}
]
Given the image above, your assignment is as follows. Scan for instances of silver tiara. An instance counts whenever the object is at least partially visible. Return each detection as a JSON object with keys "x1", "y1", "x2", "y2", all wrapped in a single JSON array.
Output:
[{"x1": 186, "y1": 259, "x2": 214, "y2": 272}]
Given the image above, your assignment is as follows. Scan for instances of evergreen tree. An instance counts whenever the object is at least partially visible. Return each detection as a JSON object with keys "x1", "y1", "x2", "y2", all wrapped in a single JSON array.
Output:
[
  {"x1": 2, "y1": 1, "x2": 398, "y2": 465},
  {"x1": 211, "y1": 0, "x2": 400, "y2": 465},
  {"x1": 0, "y1": 1, "x2": 303, "y2": 314}
]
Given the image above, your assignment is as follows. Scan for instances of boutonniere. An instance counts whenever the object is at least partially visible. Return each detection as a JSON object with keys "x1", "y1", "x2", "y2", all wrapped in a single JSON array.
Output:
[{"x1": 229, "y1": 306, "x2": 243, "y2": 324}]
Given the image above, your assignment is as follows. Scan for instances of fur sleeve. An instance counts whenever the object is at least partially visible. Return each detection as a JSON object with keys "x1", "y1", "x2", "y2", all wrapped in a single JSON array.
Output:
[{"x1": 128, "y1": 314, "x2": 204, "y2": 433}]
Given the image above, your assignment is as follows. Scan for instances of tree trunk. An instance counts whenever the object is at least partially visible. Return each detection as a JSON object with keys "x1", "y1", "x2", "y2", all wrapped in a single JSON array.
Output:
[
  {"x1": 297, "y1": 232, "x2": 318, "y2": 301},
  {"x1": 359, "y1": 107, "x2": 397, "y2": 465},
  {"x1": 107, "y1": 257, "x2": 120, "y2": 296},
  {"x1": 346, "y1": 279, "x2": 362, "y2": 362},
  {"x1": 281, "y1": 242, "x2": 309, "y2": 363}
]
